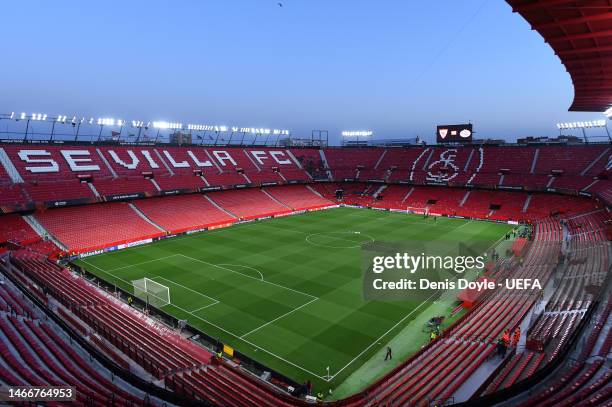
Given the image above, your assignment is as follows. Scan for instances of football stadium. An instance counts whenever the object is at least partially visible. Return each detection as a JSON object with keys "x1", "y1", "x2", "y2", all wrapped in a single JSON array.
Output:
[{"x1": 0, "y1": 1, "x2": 611, "y2": 406}]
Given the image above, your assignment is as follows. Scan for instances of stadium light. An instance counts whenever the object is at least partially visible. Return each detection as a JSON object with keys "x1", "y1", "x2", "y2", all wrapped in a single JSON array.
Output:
[
  {"x1": 153, "y1": 121, "x2": 183, "y2": 130},
  {"x1": 96, "y1": 117, "x2": 117, "y2": 126},
  {"x1": 557, "y1": 120, "x2": 606, "y2": 129},
  {"x1": 342, "y1": 130, "x2": 373, "y2": 137},
  {"x1": 4, "y1": 108, "x2": 292, "y2": 143}
]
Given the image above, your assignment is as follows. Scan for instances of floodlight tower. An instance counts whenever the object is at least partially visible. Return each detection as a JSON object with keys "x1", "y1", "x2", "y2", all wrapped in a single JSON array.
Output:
[
  {"x1": 556, "y1": 120, "x2": 609, "y2": 143},
  {"x1": 23, "y1": 112, "x2": 47, "y2": 141}
]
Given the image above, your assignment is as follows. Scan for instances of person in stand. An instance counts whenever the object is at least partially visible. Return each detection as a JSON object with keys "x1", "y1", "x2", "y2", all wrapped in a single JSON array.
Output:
[
  {"x1": 385, "y1": 346, "x2": 392, "y2": 361},
  {"x1": 496, "y1": 338, "x2": 507, "y2": 358},
  {"x1": 512, "y1": 327, "x2": 521, "y2": 347},
  {"x1": 306, "y1": 380, "x2": 312, "y2": 396},
  {"x1": 502, "y1": 329, "x2": 510, "y2": 346}
]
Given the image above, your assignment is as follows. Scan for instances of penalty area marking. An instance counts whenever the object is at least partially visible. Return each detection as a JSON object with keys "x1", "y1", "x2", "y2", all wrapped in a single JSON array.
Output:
[
  {"x1": 305, "y1": 231, "x2": 375, "y2": 249},
  {"x1": 217, "y1": 264, "x2": 264, "y2": 281},
  {"x1": 150, "y1": 276, "x2": 220, "y2": 312},
  {"x1": 79, "y1": 258, "x2": 328, "y2": 380}
]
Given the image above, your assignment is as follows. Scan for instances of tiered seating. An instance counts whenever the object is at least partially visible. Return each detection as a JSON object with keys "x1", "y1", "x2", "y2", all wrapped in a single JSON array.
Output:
[
  {"x1": 365, "y1": 339, "x2": 494, "y2": 406},
  {"x1": 526, "y1": 194, "x2": 600, "y2": 219},
  {"x1": 0, "y1": 315, "x2": 148, "y2": 405},
  {"x1": 93, "y1": 176, "x2": 158, "y2": 196},
  {"x1": 410, "y1": 146, "x2": 481, "y2": 185},
  {"x1": 35, "y1": 202, "x2": 164, "y2": 252},
  {"x1": 481, "y1": 146, "x2": 537, "y2": 174},
  {"x1": 535, "y1": 145, "x2": 607, "y2": 176},
  {"x1": 308, "y1": 183, "x2": 337, "y2": 200},
  {"x1": 134, "y1": 195, "x2": 236, "y2": 234},
  {"x1": 3, "y1": 145, "x2": 101, "y2": 202},
  {"x1": 290, "y1": 148, "x2": 327, "y2": 180},
  {"x1": 370, "y1": 185, "x2": 412, "y2": 209},
  {"x1": 0, "y1": 280, "x2": 32, "y2": 317},
  {"x1": 3, "y1": 145, "x2": 113, "y2": 182},
  {"x1": 155, "y1": 174, "x2": 207, "y2": 191},
  {"x1": 244, "y1": 169, "x2": 285, "y2": 185},
  {"x1": 149, "y1": 147, "x2": 226, "y2": 189},
  {"x1": 548, "y1": 175, "x2": 595, "y2": 192},
  {"x1": 480, "y1": 147, "x2": 568, "y2": 191},
  {"x1": 324, "y1": 148, "x2": 384, "y2": 180},
  {"x1": 263, "y1": 185, "x2": 333, "y2": 211},
  {"x1": 0, "y1": 184, "x2": 28, "y2": 207},
  {"x1": 207, "y1": 188, "x2": 291, "y2": 220},
  {"x1": 2, "y1": 143, "x2": 612, "y2": 210},
  {"x1": 97, "y1": 147, "x2": 170, "y2": 177},
  {"x1": 403, "y1": 186, "x2": 466, "y2": 216},
  {"x1": 13, "y1": 257, "x2": 103, "y2": 307},
  {"x1": 588, "y1": 179, "x2": 612, "y2": 205},
  {"x1": 381, "y1": 148, "x2": 428, "y2": 182},
  {"x1": 243, "y1": 148, "x2": 306, "y2": 184},
  {"x1": 167, "y1": 363, "x2": 297, "y2": 407},
  {"x1": 0, "y1": 214, "x2": 38, "y2": 245},
  {"x1": 483, "y1": 351, "x2": 546, "y2": 394},
  {"x1": 0, "y1": 277, "x2": 155, "y2": 406},
  {"x1": 22, "y1": 179, "x2": 96, "y2": 202},
  {"x1": 460, "y1": 190, "x2": 527, "y2": 221},
  {"x1": 0, "y1": 157, "x2": 14, "y2": 184},
  {"x1": 211, "y1": 148, "x2": 264, "y2": 185},
  {"x1": 12, "y1": 258, "x2": 212, "y2": 380},
  {"x1": 519, "y1": 336, "x2": 611, "y2": 407}
]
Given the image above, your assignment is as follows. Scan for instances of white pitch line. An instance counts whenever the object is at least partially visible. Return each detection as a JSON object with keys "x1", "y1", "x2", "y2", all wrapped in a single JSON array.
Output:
[
  {"x1": 328, "y1": 288, "x2": 441, "y2": 380},
  {"x1": 106, "y1": 254, "x2": 182, "y2": 272},
  {"x1": 151, "y1": 275, "x2": 220, "y2": 306},
  {"x1": 183, "y1": 308, "x2": 328, "y2": 380},
  {"x1": 86, "y1": 209, "x2": 327, "y2": 259},
  {"x1": 79, "y1": 211, "x2": 512, "y2": 382},
  {"x1": 178, "y1": 254, "x2": 317, "y2": 300},
  {"x1": 80, "y1": 258, "x2": 133, "y2": 286},
  {"x1": 240, "y1": 297, "x2": 319, "y2": 339},
  {"x1": 80, "y1": 260, "x2": 329, "y2": 380},
  {"x1": 328, "y1": 226, "x2": 513, "y2": 380},
  {"x1": 190, "y1": 302, "x2": 220, "y2": 312},
  {"x1": 217, "y1": 264, "x2": 264, "y2": 281}
]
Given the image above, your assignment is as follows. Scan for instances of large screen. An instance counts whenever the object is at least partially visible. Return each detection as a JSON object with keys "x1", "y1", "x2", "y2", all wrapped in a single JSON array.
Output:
[{"x1": 436, "y1": 124, "x2": 473, "y2": 143}]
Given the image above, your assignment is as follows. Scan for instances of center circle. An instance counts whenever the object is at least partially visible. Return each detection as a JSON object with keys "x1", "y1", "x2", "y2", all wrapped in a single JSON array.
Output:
[{"x1": 305, "y1": 231, "x2": 375, "y2": 249}]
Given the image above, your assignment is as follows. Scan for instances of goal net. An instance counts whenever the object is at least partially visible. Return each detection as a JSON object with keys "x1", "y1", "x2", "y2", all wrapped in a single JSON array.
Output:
[{"x1": 132, "y1": 278, "x2": 170, "y2": 307}]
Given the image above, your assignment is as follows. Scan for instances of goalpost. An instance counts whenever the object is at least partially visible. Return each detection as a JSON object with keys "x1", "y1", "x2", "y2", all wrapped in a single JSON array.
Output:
[{"x1": 132, "y1": 278, "x2": 171, "y2": 307}]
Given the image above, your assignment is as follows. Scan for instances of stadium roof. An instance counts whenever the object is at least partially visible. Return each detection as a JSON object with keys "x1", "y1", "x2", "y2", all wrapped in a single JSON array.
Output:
[{"x1": 507, "y1": 0, "x2": 612, "y2": 112}]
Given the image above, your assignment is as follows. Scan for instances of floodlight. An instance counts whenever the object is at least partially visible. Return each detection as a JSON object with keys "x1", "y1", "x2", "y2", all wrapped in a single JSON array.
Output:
[
  {"x1": 153, "y1": 121, "x2": 182, "y2": 130},
  {"x1": 342, "y1": 130, "x2": 373, "y2": 137}
]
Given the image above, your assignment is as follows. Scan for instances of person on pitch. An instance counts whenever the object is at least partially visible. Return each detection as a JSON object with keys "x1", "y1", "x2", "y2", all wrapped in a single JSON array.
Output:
[{"x1": 385, "y1": 346, "x2": 392, "y2": 361}]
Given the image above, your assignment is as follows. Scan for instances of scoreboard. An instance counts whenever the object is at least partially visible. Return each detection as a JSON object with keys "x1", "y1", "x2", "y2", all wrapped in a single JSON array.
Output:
[{"x1": 436, "y1": 124, "x2": 473, "y2": 143}]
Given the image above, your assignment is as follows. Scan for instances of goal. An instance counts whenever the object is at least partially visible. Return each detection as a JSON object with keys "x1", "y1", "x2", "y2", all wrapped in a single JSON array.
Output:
[{"x1": 132, "y1": 278, "x2": 171, "y2": 307}]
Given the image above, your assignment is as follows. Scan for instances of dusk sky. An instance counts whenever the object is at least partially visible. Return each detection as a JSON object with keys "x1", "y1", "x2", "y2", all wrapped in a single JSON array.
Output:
[{"x1": 0, "y1": 0, "x2": 608, "y2": 144}]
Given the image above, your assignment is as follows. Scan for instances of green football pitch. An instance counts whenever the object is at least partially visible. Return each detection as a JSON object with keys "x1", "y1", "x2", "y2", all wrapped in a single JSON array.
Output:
[{"x1": 75, "y1": 207, "x2": 512, "y2": 394}]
